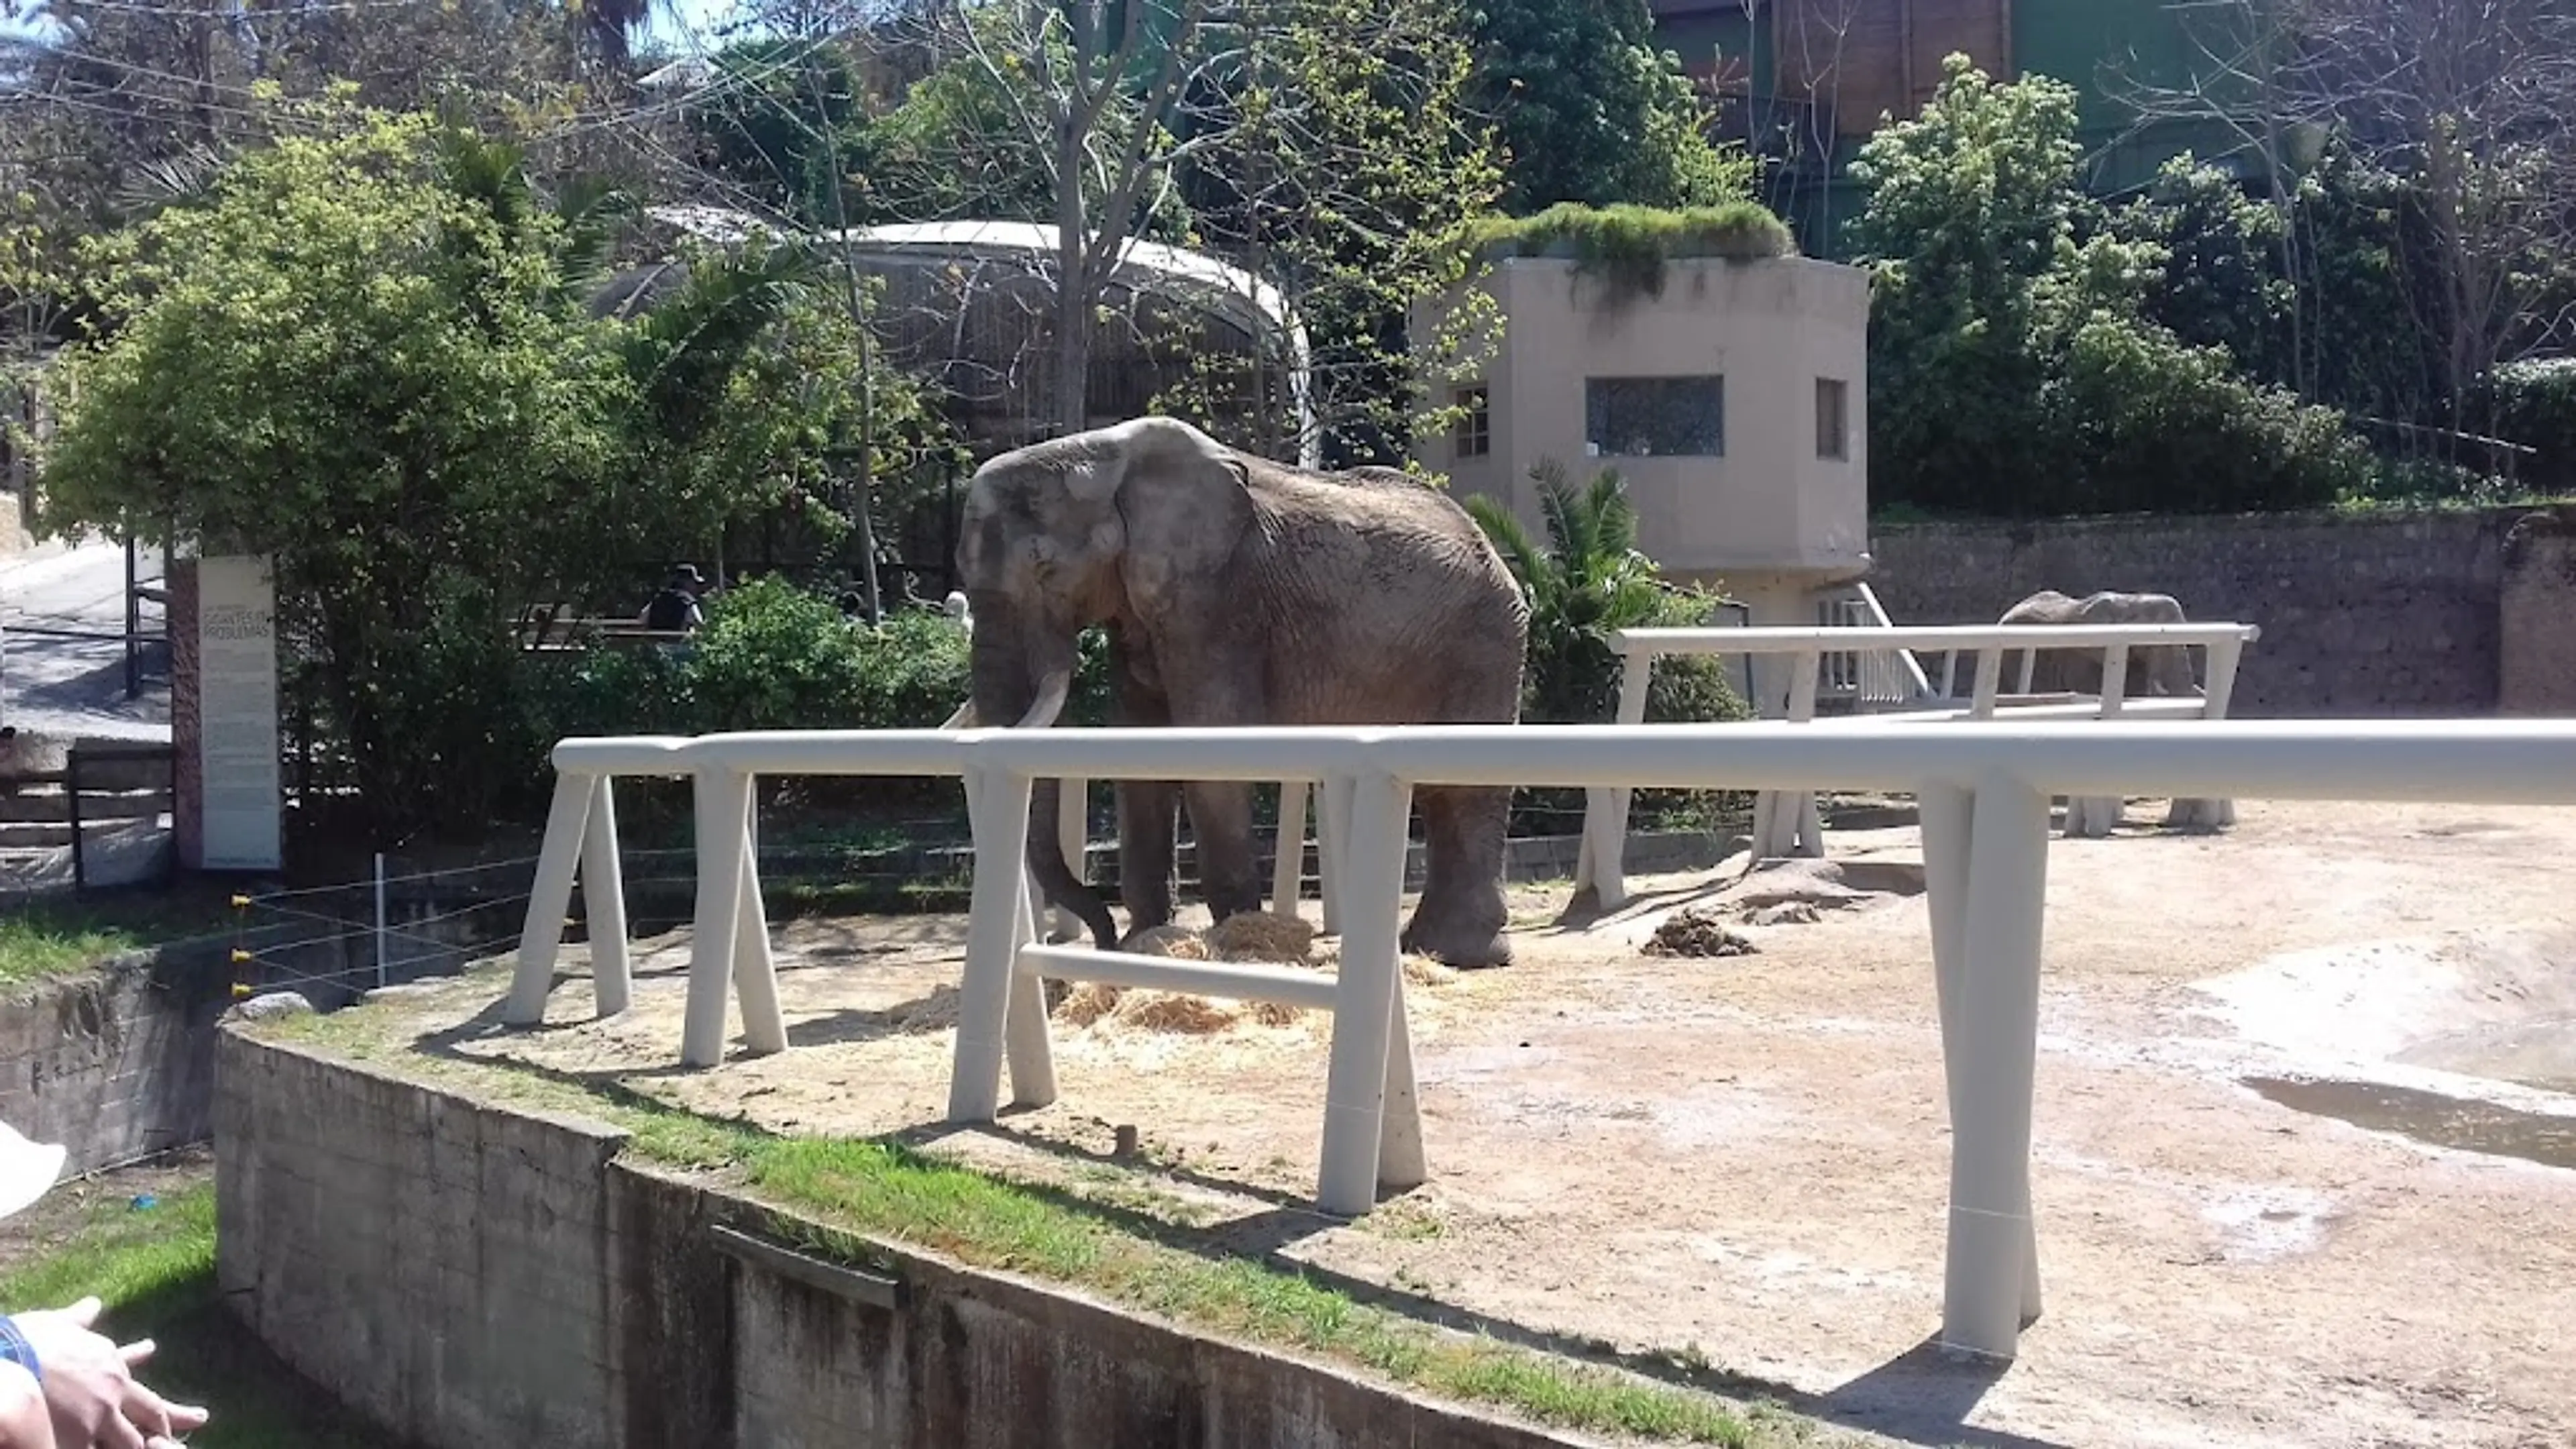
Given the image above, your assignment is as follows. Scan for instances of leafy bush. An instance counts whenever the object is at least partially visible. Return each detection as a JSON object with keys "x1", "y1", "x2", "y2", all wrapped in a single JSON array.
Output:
[
  {"x1": 1850, "y1": 55, "x2": 2373, "y2": 517},
  {"x1": 2486, "y1": 358, "x2": 2576, "y2": 495},
  {"x1": 2049, "y1": 313, "x2": 2372, "y2": 513}
]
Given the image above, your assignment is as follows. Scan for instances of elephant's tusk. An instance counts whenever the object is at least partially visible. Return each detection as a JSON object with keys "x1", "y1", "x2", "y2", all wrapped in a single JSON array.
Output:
[{"x1": 1016, "y1": 667, "x2": 1072, "y2": 730}]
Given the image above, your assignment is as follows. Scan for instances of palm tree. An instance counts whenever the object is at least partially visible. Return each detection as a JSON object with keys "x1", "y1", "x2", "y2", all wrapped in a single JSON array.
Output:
[{"x1": 1463, "y1": 458, "x2": 1666, "y2": 724}]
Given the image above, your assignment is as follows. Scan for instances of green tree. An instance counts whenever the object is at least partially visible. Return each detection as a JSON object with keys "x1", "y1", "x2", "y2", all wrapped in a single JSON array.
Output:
[
  {"x1": 1155, "y1": 0, "x2": 1504, "y2": 464},
  {"x1": 1850, "y1": 56, "x2": 2367, "y2": 517},
  {"x1": 35, "y1": 102, "x2": 865, "y2": 836},
  {"x1": 1465, "y1": 0, "x2": 1743, "y2": 215}
]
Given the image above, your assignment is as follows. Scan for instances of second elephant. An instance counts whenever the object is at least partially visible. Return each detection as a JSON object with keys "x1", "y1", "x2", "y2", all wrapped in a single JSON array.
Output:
[{"x1": 1998, "y1": 588, "x2": 2204, "y2": 698}]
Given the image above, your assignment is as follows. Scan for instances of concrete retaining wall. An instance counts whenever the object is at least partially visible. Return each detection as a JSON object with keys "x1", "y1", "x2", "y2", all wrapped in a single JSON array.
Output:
[
  {"x1": 214, "y1": 1028, "x2": 1602, "y2": 1449},
  {"x1": 1866, "y1": 506, "x2": 2576, "y2": 717},
  {"x1": 0, "y1": 941, "x2": 235, "y2": 1175}
]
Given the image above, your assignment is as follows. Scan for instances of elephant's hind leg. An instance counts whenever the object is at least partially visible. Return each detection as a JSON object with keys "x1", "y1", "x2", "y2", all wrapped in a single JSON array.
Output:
[
  {"x1": 1185, "y1": 780, "x2": 1264, "y2": 925},
  {"x1": 1401, "y1": 784, "x2": 1513, "y2": 969},
  {"x1": 1120, "y1": 779, "x2": 1181, "y2": 937}
]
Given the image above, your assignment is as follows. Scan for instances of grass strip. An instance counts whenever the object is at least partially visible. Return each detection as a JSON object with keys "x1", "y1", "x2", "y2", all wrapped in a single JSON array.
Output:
[
  {"x1": 271, "y1": 1005, "x2": 1799, "y2": 1446},
  {"x1": 0, "y1": 891, "x2": 238, "y2": 985}
]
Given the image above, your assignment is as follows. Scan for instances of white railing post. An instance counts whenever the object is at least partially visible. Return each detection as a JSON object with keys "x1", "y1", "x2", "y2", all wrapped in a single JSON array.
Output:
[
  {"x1": 2016, "y1": 647, "x2": 2039, "y2": 696},
  {"x1": 1274, "y1": 780, "x2": 1310, "y2": 915},
  {"x1": 1318, "y1": 773, "x2": 1355, "y2": 932},
  {"x1": 507, "y1": 769, "x2": 597, "y2": 1025},
  {"x1": 681, "y1": 766, "x2": 753, "y2": 1068},
  {"x1": 580, "y1": 777, "x2": 632, "y2": 1018},
  {"x1": 1970, "y1": 647, "x2": 2004, "y2": 717},
  {"x1": 1941, "y1": 771, "x2": 2053, "y2": 1359},
  {"x1": 1315, "y1": 768, "x2": 1415, "y2": 1216},
  {"x1": 1003, "y1": 821, "x2": 1059, "y2": 1107},
  {"x1": 2167, "y1": 638, "x2": 2245, "y2": 830},
  {"x1": 728, "y1": 780, "x2": 786, "y2": 1055},
  {"x1": 1578, "y1": 648, "x2": 1656, "y2": 908},
  {"x1": 2065, "y1": 645, "x2": 2128, "y2": 839},
  {"x1": 949, "y1": 763, "x2": 1037, "y2": 1124}
]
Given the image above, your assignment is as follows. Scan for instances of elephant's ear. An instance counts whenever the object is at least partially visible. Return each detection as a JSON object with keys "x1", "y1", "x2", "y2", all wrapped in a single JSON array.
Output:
[{"x1": 1099, "y1": 417, "x2": 1255, "y2": 617}]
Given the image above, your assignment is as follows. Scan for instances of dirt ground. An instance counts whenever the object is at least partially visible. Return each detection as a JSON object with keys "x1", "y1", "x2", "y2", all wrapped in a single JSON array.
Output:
[{"x1": 374, "y1": 796, "x2": 2576, "y2": 1449}]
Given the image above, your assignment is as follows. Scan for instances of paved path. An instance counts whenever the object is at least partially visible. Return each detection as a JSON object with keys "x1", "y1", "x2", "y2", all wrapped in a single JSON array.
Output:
[{"x1": 0, "y1": 536, "x2": 169, "y2": 742}]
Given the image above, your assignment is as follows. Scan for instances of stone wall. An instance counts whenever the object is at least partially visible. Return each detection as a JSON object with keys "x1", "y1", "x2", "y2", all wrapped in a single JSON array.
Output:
[
  {"x1": 2500, "y1": 513, "x2": 2576, "y2": 716},
  {"x1": 215, "y1": 1028, "x2": 1599, "y2": 1449},
  {"x1": 0, "y1": 938, "x2": 237, "y2": 1175},
  {"x1": 1865, "y1": 507, "x2": 2575, "y2": 718}
]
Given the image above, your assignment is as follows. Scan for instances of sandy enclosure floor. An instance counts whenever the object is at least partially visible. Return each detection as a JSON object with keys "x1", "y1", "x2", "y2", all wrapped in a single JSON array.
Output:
[{"x1": 376, "y1": 798, "x2": 2576, "y2": 1449}]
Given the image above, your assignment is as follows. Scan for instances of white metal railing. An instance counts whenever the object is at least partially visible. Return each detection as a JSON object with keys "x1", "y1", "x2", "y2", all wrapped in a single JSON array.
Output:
[
  {"x1": 1577, "y1": 622, "x2": 2260, "y2": 907},
  {"x1": 1815, "y1": 581, "x2": 1940, "y2": 712},
  {"x1": 506, "y1": 715, "x2": 2576, "y2": 1364}
]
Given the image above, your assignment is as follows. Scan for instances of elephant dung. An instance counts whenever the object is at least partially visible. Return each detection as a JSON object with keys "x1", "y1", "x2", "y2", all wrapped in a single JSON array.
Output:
[{"x1": 1642, "y1": 907, "x2": 1758, "y2": 959}]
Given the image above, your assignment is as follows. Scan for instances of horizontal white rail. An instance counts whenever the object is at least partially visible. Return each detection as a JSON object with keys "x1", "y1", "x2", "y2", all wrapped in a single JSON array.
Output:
[
  {"x1": 1580, "y1": 621, "x2": 2258, "y2": 898},
  {"x1": 1613, "y1": 623, "x2": 2262, "y2": 656},
  {"x1": 1018, "y1": 943, "x2": 1342, "y2": 1010},
  {"x1": 508, "y1": 713, "x2": 2576, "y2": 1365}
]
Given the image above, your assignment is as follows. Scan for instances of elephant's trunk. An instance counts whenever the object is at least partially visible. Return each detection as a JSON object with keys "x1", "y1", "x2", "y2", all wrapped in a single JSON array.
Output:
[{"x1": 967, "y1": 601, "x2": 1119, "y2": 951}]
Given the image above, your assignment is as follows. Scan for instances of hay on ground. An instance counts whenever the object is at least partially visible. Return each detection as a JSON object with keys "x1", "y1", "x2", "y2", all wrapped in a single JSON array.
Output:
[{"x1": 1206, "y1": 910, "x2": 1318, "y2": 963}]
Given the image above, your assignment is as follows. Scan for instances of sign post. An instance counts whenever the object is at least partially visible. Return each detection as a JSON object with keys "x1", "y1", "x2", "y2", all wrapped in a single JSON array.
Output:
[{"x1": 174, "y1": 552, "x2": 282, "y2": 873}]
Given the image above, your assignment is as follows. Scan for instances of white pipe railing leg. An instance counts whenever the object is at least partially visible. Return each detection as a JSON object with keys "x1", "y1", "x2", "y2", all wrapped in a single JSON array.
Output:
[
  {"x1": 1578, "y1": 651, "x2": 1655, "y2": 908},
  {"x1": 1274, "y1": 781, "x2": 1310, "y2": 916},
  {"x1": 1940, "y1": 773, "x2": 2053, "y2": 1360},
  {"x1": 1003, "y1": 845, "x2": 1059, "y2": 1107},
  {"x1": 2167, "y1": 639, "x2": 2245, "y2": 830},
  {"x1": 2016, "y1": 649, "x2": 2038, "y2": 695},
  {"x1": 682, "y1": 766, "x2": 754, "y2": 1069},
  {"x1": 727, "y1": 782, "x2": 787, "y2": 1056},
  {"x1": 949, "y1": 765, "x2": 1036, "y2": 1124},
  {"x1": 1315, "y1": 769, "x2": 1414, "y2": 1216},
  {"x1": 580, "y1": 777, "x2": 632, "y2": 1018},
  {"x1": 1375, "y1": 973, "x2": 1426, "y2": 1191},
  {"x1": 2065, "y1": 645, "x2": 2128, "y2": 839},
  {"x1": 1921, "y1": 780, "x2": 2043, "y2": 1334},
  {"x1": 1754, "y1": 650, "x2": 1824, "y2": 859},
  {"x1": 507, "y1": 769, "x2": 596, "y2": 1025},
  {"x1": 1319, "y1": 773, "x2": 1356, "y2": 934}
]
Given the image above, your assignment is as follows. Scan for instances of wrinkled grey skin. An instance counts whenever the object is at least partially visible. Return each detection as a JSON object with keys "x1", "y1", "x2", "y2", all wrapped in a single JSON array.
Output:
[
  {"x1": 1998, "y1": 589, "x2": 2204, "y2": 698},
  {"x1": 955, "y1": 415, "x2": 1530, "y2": 968}
]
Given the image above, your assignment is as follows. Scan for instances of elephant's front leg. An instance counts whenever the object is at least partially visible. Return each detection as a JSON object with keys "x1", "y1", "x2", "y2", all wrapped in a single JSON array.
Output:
[{"x1": 1183, "y1": 780, "x2": 1263, "y2": 924}]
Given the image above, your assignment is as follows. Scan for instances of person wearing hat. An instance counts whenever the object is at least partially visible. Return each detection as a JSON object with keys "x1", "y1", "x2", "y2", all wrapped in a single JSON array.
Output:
[
  {"x1": 0, "y1": 1123, "x2": 210, "y2": 1448},
  {"x1": 639, "y1": 564, "x2": 708, "y2": 635}
]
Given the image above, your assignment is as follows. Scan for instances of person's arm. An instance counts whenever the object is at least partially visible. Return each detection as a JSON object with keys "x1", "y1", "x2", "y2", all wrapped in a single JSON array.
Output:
[
  {"x1": 9, "y1": 1298, "x2": 207, "y2": 1448},
  {"x1": 0, "y1": 1360, "x2": 53, "y2": 1449}
]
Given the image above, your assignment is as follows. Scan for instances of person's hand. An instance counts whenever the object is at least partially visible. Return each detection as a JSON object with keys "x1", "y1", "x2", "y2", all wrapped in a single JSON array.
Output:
[
  {"x1": 0, "y1": 1359, "x2": 56, "y2": 1448},
  {"x1": 9, "y1": 1299, "x2": 207, "y2": 1448}
]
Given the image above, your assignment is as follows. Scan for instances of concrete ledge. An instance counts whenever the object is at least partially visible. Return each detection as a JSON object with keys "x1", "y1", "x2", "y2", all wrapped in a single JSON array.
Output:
[{"x1": 214, "y1": 1026, "x2": 1610, "y2": 1449}]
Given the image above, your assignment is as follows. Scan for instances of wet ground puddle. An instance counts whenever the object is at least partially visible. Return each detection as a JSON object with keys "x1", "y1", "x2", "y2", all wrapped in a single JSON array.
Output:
[{"x1": 2244, "y1": 1076, "x2": 2576, "y2": 1171}]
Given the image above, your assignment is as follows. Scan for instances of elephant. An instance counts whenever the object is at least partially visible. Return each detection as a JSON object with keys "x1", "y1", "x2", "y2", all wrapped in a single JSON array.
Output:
[
  {"x1": 1998, "y1": 589, "x2": 2204, "y2": 700},
  {"x1": 954, "y1": 415, "x2": 1531, "y2": 969}
]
